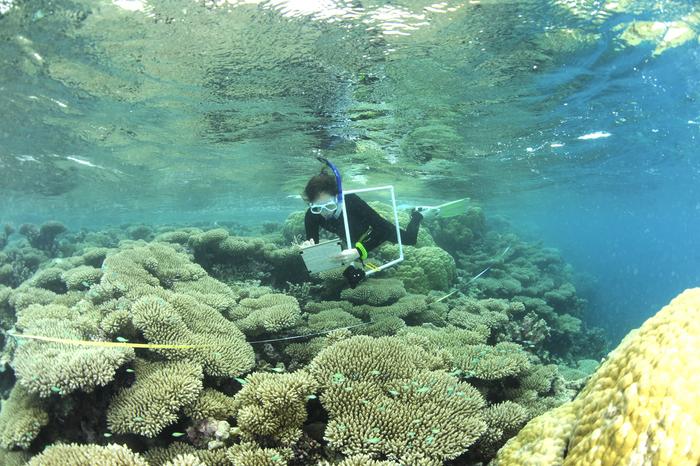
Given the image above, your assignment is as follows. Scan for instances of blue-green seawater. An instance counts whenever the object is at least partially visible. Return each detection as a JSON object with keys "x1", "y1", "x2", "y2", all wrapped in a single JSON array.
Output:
[{"x1": 1, "y1": 0, "x2": 698, "y2": 344}]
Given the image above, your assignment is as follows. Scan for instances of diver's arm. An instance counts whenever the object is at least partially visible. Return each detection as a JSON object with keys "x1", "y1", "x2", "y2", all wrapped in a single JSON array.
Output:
[
  {"x1": 304, "y1": 209, "x2": 320, "y2": 243},
  {"x1": 347, "y1": 195, "x2": 394, "y2": 255}
]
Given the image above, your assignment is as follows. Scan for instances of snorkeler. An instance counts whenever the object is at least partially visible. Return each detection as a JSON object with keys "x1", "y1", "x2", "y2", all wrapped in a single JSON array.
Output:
[{"x1": 300, "y1": 158, "x2": 436, "y2": 286}]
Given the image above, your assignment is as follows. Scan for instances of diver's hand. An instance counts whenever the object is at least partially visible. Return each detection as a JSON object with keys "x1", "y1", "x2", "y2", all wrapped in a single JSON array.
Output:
[
  {"x1": 299, "y1": 238, "x2": 315, "y2": 249},
  {"x1": 332, "y1": 248, "x2": 360, "y2": 263}
]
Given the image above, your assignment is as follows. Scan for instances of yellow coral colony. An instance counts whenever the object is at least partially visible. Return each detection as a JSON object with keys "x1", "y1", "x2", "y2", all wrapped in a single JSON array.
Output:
[{"x1": 493, "y1": 288, "x2": 700, "y2": 466}]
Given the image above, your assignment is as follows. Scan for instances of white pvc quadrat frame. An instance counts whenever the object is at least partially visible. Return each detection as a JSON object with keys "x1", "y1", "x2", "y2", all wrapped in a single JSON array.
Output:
[{"x1": 340, "y1": 185, "x2": 404, "y2": 276}]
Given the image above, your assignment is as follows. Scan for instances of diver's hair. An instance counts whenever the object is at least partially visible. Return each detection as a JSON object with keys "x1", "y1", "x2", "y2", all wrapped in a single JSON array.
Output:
[{"x1": 302, "y1": 168, "x2": 338, "y2": 202}]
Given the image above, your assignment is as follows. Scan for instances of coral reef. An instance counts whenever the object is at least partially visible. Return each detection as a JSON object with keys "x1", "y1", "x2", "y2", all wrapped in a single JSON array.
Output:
[
  {"x1": 309, "y1": 336, "x2": 486, "y2": 465},
  {"x1": 0, "y1": 385, "x2": 48, "y2": 450},
  {"x1": 18, "y1": 221, "x2": 67, "y2": 257},
  {"x1": 27, "y1": 443, "x2": 148, "y2": 465},
  {"x1": 106, "y1": 360, "x2": 204, "y2": 437},
  {"x1": 0, "y1": 205, "x2": 609, "y2": 465},
  {"x1": 493, "y1": 288, "x2": 700, "y2": 465},
  {"x1": 232, "y1": 370, "x2": 317, "y2": 447},
  {"x1": 431, "y1": 215, "x2": 608, "y2": 362}
]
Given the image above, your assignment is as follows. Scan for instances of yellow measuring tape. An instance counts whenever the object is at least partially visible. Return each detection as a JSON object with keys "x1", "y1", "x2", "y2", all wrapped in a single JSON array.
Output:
[
  {"x1": 7, "y1": 331, "x2": 201, "y2": 350},
  {"x1": 364, "y1": 261, "x2": 380, "y2": 271}
]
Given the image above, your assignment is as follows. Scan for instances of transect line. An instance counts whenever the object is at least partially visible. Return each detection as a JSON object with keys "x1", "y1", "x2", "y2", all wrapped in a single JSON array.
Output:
[
  {"x1": 435, "y1": 244, "x2": 513, "y2": 303},
  {"x1": 6, "y1": 321, "x2": 373, "y2": 349}
]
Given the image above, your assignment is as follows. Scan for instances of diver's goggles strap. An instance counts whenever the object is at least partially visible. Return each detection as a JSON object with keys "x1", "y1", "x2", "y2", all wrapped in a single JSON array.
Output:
[{"x1": 355, "y1": 242, "x2": 368, "y2": 261}]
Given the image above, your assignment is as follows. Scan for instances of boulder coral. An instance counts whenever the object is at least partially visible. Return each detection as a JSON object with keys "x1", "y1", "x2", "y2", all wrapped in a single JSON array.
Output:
[
  {"x1": 378, "y1": 245, "x2": 456, "y2": 294},
  {"x1": 492, "y1": 288, "x2": 700, "y2": 466}
]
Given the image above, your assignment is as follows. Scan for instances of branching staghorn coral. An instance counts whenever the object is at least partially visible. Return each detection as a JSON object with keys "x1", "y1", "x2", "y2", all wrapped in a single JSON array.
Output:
[
  {"x1": 130, "y1": 293, "x2": 254, "y2": 378},
  {"x1": 340, "y1": 278, "x2": 406, "y2": 306},
  {"x1": 106, "y1": 359, "x2": 204, "y2": 437},
  {"x1": 164, "y1": 453, "x2": 207, "y2": 466},
  {"x1": 450, "y1": 342, "x2": 531, "y2": 380},
  {"x1": 334, "y1": 455, "x2": 399, "y2": 466},
  {"x1": 184, "y1": 388, "x2": 238, "y2": 421},
  {"x1": 27, "y1": 443, "x2": 148, "y2": 466},
  {"x1": 230, "y1": 293, "x2": 302, "y2": 337},
  {"x1": 0, "y1": 211, "x2": 613, "y2": 466},
  {"x1": 226, "y1": 442, "x2": 294, "y2": 466},
  {"x1": 308, "y1": 336, "x2": 487, "y2": 465},
  {"x1": 12, "y1": 303, "x2": 134, "y2": 398},
  {"x1": 232, "y1": 370, "x2": 318, "y2": 447},
  {"x1": 475, "y1": 401, "x2": 529, "y2": 457},
  {"x1": 0, "y1": 385, "x2": 49, "y2": 450},
  {"x1": 143, "y1": 442, "x2": 229, "y2": 466}
]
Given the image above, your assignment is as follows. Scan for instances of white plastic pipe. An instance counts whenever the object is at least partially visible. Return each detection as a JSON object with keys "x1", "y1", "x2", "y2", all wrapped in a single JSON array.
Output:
[{"x1": 342, "y1": 186, "x2": 405, "y2": 276}]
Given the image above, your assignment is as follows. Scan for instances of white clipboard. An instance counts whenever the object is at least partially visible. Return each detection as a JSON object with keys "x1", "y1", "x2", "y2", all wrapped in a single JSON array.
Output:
[{"x1": 300, "y1": 239, "x2": 344, "y2": 274}]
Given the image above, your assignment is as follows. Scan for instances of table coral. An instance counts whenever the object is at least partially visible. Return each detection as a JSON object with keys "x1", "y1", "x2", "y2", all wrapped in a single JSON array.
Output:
[
  {"x1": 231, "y1": 293, "x2": 302, "y2": 336},
  {"x1": 232, "y1": 370, "x2": 317, "y2": 447},
  {"x1": 308, "y1": 336, "x2": 487, "y2": 465},
  {"x1": 12, "y1": 303, "x2": 134, "y2": 397},
  {"x1": 131, "y1": 293, "x2": 254, "y2": 378},
  {"x1": 0, "y1": 385, "x2": 48, "y2": 450},
  {"x1": 107, "y1": 359, "x2": 204, "y2": 437},
  {"x1": 27, "y1": 443, "x2": 148, "y2": 466},
  {"x1": 340, "y1": 278, "x2": 406, "y2": 306}
]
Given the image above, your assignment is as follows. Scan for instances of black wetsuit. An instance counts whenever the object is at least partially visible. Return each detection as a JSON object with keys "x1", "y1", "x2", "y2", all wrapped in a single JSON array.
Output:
[{"x1": 304, "y1": 193, "x2": 421, "y2": 255}]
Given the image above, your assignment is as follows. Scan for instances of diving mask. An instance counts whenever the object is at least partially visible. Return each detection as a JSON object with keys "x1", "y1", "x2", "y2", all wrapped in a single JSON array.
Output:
[{"x1": 309, "y1": 199, "x2": 338, "y2": 215}]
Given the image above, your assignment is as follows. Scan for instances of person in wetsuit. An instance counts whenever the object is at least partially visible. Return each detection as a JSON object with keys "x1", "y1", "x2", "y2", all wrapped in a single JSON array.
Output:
[{"x1": 301, "y1": 169, "x2": 424, "y2": 265}]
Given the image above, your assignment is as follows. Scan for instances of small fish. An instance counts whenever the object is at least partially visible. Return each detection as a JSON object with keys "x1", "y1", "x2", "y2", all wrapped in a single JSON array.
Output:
[
  {"x1": 171, "y1": 432, "x2": 186, "y2": 438},
  {"x1": 126, "y1": 368, "x2": 135, "y2": 373},
  {"x1": 270, "y1": 454, "x2": 282, "y2": 462},
  {"x1": 133, "y1": 416, "x2": 144, "y2": 422},
  {"x1": 306, "y1": 394, "x2": 317, "y2": 400},
  {"x1": 431, "y1": 428, "x2": 440, "y2": 434},
  {"x1": 50, "y1": 386, "x2": 61, "y2": 393},
  {"x1": 103, "y1": 433, "x2": 112, "y2": 438},
  {"x1": 388, "y1": 390, "x2": 399, "y2": 396},
  {"x1": 116, "y1": 337, "x2": 128, "y2": 343},
  {"x1": 235, "y1": 377, "x2": 247, "y2": 385},
  {"x1": 370, "y1": 370, "x2": 381, "y2": 376},
  {"x1": 366, "y1": 437, "x2": 381, "y2": 444},
  {"x1": 269, "y1": 367, "x2": 284, "y2": 373},
  {"x1": 416, "y1": 386, "x2": 430, "y2": 394},
  {"x1": 426, "y1": 435, "x2": 435, "y2": 444}
]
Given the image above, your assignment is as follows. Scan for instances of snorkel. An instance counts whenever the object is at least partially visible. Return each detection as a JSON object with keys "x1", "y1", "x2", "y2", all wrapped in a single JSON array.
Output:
[
  {"x1": 315, "y1": 156, "x2": 365, "y2": 287},
  {"x1": 316, "y1": 156, "x2": 343, "y2": 219}
]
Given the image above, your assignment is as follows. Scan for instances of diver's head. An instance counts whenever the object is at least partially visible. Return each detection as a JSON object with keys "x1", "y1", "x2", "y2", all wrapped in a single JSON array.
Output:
[{"x1": 303, "y1": 169, "x2": 339, "y2": 218}]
